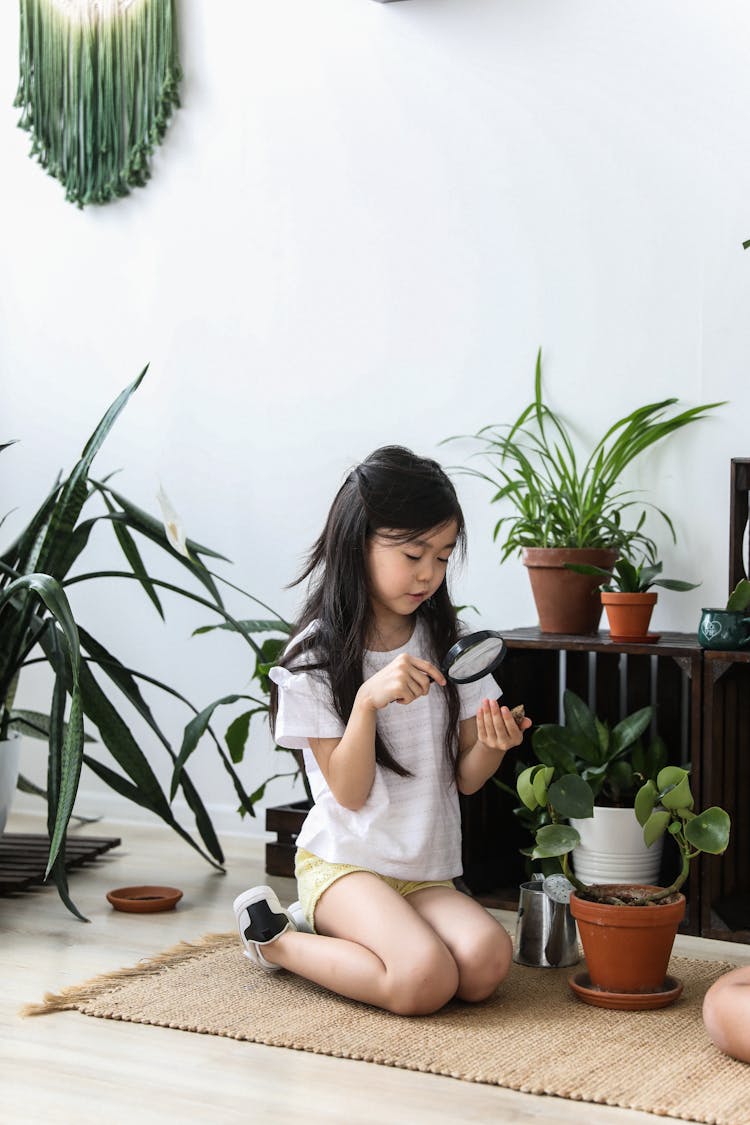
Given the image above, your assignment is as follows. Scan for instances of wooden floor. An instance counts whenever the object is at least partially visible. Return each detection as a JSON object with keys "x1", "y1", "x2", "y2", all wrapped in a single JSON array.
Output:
[{"x1": 3, "y1": 810, "x2": 749, "y2": 1125}]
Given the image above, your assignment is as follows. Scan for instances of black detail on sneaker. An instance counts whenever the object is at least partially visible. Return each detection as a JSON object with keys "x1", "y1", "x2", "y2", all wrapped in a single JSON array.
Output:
[{"x1": 243, "y1": 899, "x2": 287, "y2": 944}]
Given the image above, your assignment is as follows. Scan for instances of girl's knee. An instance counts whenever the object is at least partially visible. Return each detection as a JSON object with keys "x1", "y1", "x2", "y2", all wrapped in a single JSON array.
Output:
[
  {"x1": 385, "y1": 944, "x2": 459, "y2": 1016},
  {"x1": 455, "y1": 922, "x2": 513, "y2": 1003}
]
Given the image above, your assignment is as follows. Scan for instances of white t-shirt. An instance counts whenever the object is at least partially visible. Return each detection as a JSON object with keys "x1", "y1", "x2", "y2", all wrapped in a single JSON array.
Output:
[{"x1": 269, "y1": 618, "x2": 502, "y2": 880}]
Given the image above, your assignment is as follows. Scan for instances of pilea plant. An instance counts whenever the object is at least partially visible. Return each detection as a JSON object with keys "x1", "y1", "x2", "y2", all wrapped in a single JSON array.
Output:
[{"x1": 517, "y1": 760, "x2": 730, "y2": 905}]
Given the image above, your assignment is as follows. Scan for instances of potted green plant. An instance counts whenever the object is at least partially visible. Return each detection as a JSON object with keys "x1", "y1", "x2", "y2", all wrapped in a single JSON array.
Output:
[
  {"x1": 698, "y1": 579, "x2": 750, "y2": 650},
  {"x1": 1, "y1": 368, "x2": 304, "y2": 918},
  {"x1": 517, "y1": 735, "x2": 730, "y2": 1004},
  {"x1": 521, "y1": 689, "x2": 668, "y2": 885},
  {"x1": 566, "y1": 556, "x2": 699, "y2": 641},
  {"x1": 444, "y1": 349, "x2": 722, "y2": 634}
]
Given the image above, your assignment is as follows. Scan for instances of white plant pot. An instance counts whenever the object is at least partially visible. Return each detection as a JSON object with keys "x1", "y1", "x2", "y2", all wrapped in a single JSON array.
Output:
[
  {"x1": 0, "y1": 732, "x2": 22, "y2": 837},
  {"x1": 570, "y1": 805, "x2": 663, "y2": 886}
]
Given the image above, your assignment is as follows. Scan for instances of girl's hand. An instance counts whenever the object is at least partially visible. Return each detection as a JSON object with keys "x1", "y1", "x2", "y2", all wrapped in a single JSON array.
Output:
[
  {"x1": 357, "y1": 654, "x2": 446, "y2": 712},
  {"x1": 476, "y1": 697, "x2": 532, "y2": 751}
]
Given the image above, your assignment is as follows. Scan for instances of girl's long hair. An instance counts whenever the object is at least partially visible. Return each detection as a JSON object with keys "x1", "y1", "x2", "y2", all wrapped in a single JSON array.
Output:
[{"x1": 270, "y1": 445, "x2": 467, "y2": 777}]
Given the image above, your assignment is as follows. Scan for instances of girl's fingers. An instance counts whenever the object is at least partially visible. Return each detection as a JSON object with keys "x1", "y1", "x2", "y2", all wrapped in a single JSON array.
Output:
[
  {"x1": 411, "y1": 657, "x2": 446, "y2": 686},
  {"x1": 478, "y1": 699, "x2": 523, "y2": 747}
]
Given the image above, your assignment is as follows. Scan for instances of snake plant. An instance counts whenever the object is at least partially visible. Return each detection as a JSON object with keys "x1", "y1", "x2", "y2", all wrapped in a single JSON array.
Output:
[{"x1": 1, "y1": 368, "x2": 296, "y2": 918}]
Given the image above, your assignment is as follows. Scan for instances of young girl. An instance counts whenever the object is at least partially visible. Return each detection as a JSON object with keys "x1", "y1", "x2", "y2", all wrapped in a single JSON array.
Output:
[{"x1": 233, "y1": 445, "x2": 531, "y2": 1016}]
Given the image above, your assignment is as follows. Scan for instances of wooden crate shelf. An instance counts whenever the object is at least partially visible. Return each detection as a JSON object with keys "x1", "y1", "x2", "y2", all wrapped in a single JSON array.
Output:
[
  {"x1": 460, "y1": 629, "x2": 703, "y2": 935},
  {"x1": 701, "y1": 649, "x2": 750, "y2": 942}
]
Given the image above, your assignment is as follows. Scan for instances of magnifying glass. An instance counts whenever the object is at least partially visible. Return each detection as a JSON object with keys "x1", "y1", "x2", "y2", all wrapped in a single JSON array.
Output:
[{"x1": 441, "y1": 629, "x2": 507, "y2": 684}]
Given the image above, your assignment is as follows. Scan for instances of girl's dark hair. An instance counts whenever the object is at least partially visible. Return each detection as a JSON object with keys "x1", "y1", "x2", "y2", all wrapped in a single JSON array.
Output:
[{"x1": 270, "y1": 445, "x2": 467, "y2": 777}]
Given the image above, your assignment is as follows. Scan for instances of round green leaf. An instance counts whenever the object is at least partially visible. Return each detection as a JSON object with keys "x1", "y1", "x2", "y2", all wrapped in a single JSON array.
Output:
[
  {"x1": 643, "y1": 809, "x2": 671, "y2": 847},
  {"x1": 532, "y1": 824, "x2": 580, "y2": 859},
  {"x1": 659, "y1": 774, "x2": 694, "y2": 811},
  {"x1": 656, "y1": 765, "x2": 688, "y2": 790},
  {"x1": 547, "y1": 774, "x2": 594, "y2": 820},
  {"x1": 517, "y1": 766, "x2": 540, "y2": 811},
  {"x1": 685, "y1": 808, "x2": 731, "y2": 855},
  {"x1": 634, "y1": 779, "x2": 657, "y2": 827},
  {"x1": 532, "y1": 765, "x2": 554, "y2": 807}
]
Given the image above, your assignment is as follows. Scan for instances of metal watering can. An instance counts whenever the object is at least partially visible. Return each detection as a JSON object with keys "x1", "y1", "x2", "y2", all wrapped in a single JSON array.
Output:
[{"x1": 513, "y1": 876, "x2": 580, "y2": 968}]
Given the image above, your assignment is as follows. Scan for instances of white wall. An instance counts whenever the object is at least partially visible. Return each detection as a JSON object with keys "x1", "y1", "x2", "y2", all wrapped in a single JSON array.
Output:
[{"x1": 2, "y1": 1, "x2": 749, "y2": 839}]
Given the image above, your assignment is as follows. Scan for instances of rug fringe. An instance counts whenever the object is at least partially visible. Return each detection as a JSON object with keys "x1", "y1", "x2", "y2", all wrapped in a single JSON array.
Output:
[{"x1": 19, "y1": 931, "x2": 236, "y2": 1018}]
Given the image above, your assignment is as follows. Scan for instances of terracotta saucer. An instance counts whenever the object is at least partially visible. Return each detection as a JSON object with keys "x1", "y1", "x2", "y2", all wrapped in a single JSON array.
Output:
[
  {"x1": 568, "y1": 971, "x2": 683, "y2": 1010},
  {"x1": 106, "y1": 885, "x2": 183, "y2": 913},
  {"x1": 608, "y1": 633, "x2": 662, "y2": 645}
]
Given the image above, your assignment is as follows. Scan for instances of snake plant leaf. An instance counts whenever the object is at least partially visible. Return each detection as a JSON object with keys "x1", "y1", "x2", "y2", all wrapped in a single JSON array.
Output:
[
  {"x1": 85, "y1": 643, "x2": 264, "y2": 824},
  {"x1": 82, "y1": 753, "x2": 223, "y2": 869},
  {"x1": 47, "y1": 848, "x2": 88, "y2": 923},
  {"x1": 8, "y1": 709, "x2": 97, "y2": 742},
  {"x1": 643, "y1": 808, "x2": 671, "y2": 847},
  {"x1": 547, "y1": 773, "x2": 594, "y2": 819},
  {"x1": 47, "y1": 678, "x2": 84, "y2": 875},
  {"x1": 532, "y1": 823, "x2": 580, "y2": 859},
  {"x1": 75, "y1": 626, "x2": 228, "y2": 857},
  {"x1": 36, "y1": 369, "x2": 148, "y2": 579},
  {"x1": 685, "y1": 807, "x2": 731, "y2": 854}
]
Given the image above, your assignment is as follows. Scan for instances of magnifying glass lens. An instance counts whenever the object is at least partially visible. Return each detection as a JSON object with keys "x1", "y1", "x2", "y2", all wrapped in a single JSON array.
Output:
[{"x1": 442, "y1": 630, "x2": 507, "y2": 684}]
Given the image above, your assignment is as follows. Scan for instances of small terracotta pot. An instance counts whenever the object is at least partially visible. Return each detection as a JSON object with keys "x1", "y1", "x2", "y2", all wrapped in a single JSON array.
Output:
[
  {"x1": 522, "y1": 548, "x2": 618, "y2": 635},
  {"x1": 601, "y1": 591, "x2": 657, "y2": 639},
  {"x1": 570, "y1": 885, "x2": 685, "y2": 995}
]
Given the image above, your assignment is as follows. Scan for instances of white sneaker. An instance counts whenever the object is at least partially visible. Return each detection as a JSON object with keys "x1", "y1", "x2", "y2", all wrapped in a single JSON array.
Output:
[
  {"x1": 288, "y1": 899, "x2": 313, "y2": 934},
  {"x1": 233, "y1": 886, "x2": 297, "y2": 972}
]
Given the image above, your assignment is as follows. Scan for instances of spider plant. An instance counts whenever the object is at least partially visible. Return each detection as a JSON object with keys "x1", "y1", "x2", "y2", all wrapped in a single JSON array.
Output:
[
  {"x1": 1, "y1": 367, "x2": 300, "y2": 918},
  {"x1": 444, "y1": 349, "x2": 724, "y2": 562}
]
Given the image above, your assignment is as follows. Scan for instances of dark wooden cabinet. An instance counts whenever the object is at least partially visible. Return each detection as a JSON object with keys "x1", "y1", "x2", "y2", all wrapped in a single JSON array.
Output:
[
  {"x1": 701, "y1": 649, "x2": 750, "y2": 942},
  {"x1": 460, "y1": 628, "x2": 705, "y2": 936}
]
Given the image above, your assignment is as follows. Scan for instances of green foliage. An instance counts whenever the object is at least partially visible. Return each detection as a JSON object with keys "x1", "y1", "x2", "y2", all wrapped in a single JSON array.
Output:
[
  {"x1": 1, "y1": 369, "x2": 300, "y2": 918},
  {"x1": 727, "y1": 578, "x2": 750, "y2": 612},
  {"x1": 443, "y1": 348, "x2": 723, "y2": 561},
  {"x1": 567, "y1": 556, "x2": 699, "y2": 594},
  {"x1": 530, "y1": 689, "x2": 659, "y2": 807},
  {"x1": 519, "y1": 736, "x2": 731, "y2": 904}
]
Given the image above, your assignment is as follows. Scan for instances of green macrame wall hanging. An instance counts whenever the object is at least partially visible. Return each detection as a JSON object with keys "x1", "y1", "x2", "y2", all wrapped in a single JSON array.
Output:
[{"x1": 14, "y1": 0, "x2": 182, "y2": 207}]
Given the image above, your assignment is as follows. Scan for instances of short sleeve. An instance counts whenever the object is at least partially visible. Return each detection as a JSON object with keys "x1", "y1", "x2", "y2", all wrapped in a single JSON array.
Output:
[
  {"x1": 269, "y1": 665, "x2": 346, "y2": 750},
  {"x1": 457, "y1": 672, "x2": 502, "y2": 721}
]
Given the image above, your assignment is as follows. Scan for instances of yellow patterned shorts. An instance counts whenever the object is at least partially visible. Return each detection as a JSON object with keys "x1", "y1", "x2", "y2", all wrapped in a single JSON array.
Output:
[{"x1": 294, "y1": 847, "x2": 454, "y2": 933}]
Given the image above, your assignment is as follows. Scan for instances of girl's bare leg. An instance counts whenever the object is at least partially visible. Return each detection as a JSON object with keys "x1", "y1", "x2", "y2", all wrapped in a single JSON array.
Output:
[
  {"x1": 703, "y1": 965, "x2": 750, "y2": 1063},
  {"x1": 259, "y1": 872, "x2": 460, "y2": 1016},
  {"x1": 406, "y1": 885, "x2": 513, "y2": 1002}
]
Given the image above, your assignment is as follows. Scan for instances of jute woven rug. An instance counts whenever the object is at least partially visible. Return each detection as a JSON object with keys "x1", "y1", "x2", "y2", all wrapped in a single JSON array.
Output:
[{"x1": 22, "y1": 934, "x2": 749, "y2": 1125}]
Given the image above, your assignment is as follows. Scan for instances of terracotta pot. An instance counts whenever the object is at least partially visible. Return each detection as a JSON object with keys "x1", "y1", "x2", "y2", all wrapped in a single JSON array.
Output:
[
  {"x1": 570, "y1": 885, "x2": 685, "y2": 995},
  {"x1": 522, "y1": 548, "x2": 618, "y2": 635},
  {"x1": 601, "y1": 591, "x2": 657, "y2": 639}
]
